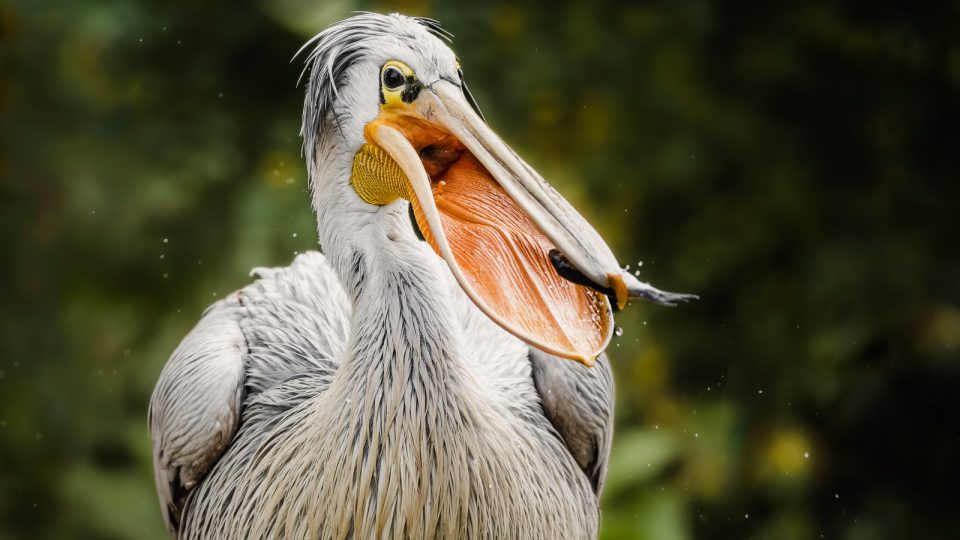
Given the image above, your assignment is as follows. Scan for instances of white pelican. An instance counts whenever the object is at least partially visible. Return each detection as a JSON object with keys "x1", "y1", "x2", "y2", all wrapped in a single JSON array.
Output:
[{"x1": 150, "y1": 12, "x2": 694, "y2": 539}]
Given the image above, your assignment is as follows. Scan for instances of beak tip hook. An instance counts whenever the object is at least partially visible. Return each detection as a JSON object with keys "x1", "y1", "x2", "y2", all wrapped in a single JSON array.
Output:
[{"x1": 607, "y1": 273, "x2": 630, "y2": 310}]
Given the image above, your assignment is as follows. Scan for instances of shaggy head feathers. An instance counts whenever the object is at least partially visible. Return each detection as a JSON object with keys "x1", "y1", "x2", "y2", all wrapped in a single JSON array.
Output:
[{"x1": 297, "y1": 13, "x2": 455, "y2": 172}]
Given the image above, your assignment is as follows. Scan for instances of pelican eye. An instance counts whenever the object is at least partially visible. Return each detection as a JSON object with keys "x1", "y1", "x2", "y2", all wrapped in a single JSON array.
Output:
[
  {"x1": 379, "y1": 61, "x2": 420, "y2": 105},
  {"x1": 382, "y1": 67, "x2": 405, "y2": 90}
]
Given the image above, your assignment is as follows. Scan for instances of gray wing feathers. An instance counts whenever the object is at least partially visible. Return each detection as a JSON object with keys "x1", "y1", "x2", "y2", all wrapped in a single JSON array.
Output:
[
  {"x1": 530, "y1": 349, "x2": 615, "y2": 497},
  {"x1": 149, "y1": 297, "x2": 246, "y2": 534},
  {"x1": 241, "y1": 253, "x2": 349, "y2": 394},
  {"x1": 148, "y1": 251, "x2": 350, "y2": 535}
]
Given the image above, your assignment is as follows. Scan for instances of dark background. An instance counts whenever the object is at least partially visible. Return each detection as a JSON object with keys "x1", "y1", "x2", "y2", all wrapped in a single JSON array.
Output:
[{"x1": 2, "y1": 0, "x2": 959, "y2": 538}]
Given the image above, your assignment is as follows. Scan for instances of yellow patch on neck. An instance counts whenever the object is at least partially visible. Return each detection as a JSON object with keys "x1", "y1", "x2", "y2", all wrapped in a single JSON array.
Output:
[{"x1": 350, "y1": 143, "x2": 411, "y2": 206}]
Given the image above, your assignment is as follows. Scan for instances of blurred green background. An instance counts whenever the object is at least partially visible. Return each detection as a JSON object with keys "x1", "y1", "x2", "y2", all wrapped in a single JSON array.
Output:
[{"x1": 2, "y1": 0, "x2": 959, "y2": 538}]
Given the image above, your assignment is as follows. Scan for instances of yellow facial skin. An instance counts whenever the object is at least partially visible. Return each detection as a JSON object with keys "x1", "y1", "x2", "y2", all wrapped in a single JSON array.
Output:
[
  {"x1": 350, "y1": 60, "x2": 418, "y2": 205},
  {"x1": 379, "y1": 60, "x2": 416, "y2": 108}
]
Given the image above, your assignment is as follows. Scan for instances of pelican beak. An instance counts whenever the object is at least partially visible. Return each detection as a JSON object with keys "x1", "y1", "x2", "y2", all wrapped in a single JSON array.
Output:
[{"x1": 357, "y1": 80, "x2": 695, "y2": 366}]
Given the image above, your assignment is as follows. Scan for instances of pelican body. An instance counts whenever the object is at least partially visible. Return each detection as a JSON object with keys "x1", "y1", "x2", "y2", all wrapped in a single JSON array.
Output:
[{"x1": 150, "y1": 13, "x2": 693, "y2": 539}]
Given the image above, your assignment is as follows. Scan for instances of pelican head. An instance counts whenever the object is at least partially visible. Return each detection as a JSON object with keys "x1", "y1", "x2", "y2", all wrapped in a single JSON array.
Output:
[{"x1": 299, "y1": 13, "x2": 694, "y2": 365}]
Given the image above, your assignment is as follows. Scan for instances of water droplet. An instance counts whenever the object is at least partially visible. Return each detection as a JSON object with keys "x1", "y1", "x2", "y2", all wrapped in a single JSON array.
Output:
[
  {"x1": 292, "y1": 232, "x2": 298, "y2": 238},
  {"x1": 162, "y1": 238, "x2": 169, "y2": 243},
  {"x1": 757, "y1": 389, "x2": 764, "y2": 395},
  {"x1": 744, "y1": 513, "x2": 749, "y2": 519},
  {"x1": 614, "y1": 326, "x2": 624, "y2": 337},
  {"x1": 162, "y1": 273, "x2": 168, "y2": 279},
  {"x1": 804, "y1": 452, "x2": 810, "y2": 459}
]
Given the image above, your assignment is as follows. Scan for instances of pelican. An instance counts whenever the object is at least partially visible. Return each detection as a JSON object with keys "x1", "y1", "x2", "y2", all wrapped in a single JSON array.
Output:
[{"x1": 150, "y1": 12, "x2": 694, "y2": 539}]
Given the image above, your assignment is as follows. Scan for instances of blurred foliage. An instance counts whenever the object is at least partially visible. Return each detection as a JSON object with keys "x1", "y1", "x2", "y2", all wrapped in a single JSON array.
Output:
[{"x1": 2, "y1": 0, "x2": 959, "y2": 538}]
